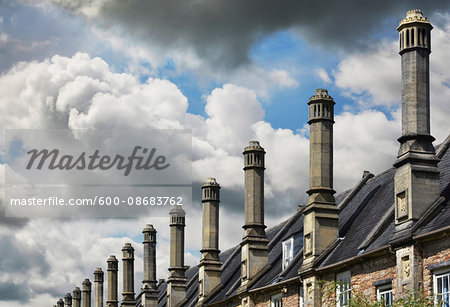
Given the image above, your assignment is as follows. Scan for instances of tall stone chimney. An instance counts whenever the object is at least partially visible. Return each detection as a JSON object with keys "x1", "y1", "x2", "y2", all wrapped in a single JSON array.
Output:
[
  {"x1": 64, "y1": 293, "x2": 72, "y2": 307},
  {"x1": 142, "y1": 224, "x2": 158, "y2": 307},
  {"x1": 82, "y1": 279, "x2": 91, "y2": 307},
  {"x1": 73, "y1": 287, "x2": 81, "y2": 307},
  {"x1": 299, "y1": 89, "x2": 339, "y2": 307},
  {"x1": 106, "y1": 255, "x2": 119, "y2": 307},
  {"x1": 391, "y1": 9, "x2": 440, "y2": 244},
  {"x1": 303, "y1": 89, "x2": 339, "y2": 263},
  {"x1": 121, "y1": 243, "x2": 136, "y2": 306},
  {"x1": 57, "y1": 298, "x2": 64, "y2": 307},
  {"x1": 197, "y1": 178, "x2": 222, "y2": 306},
  {"x1": 94, "y1": 268, "x2": 104, "y2": 307},
  {"x1": 167, "y1": 205, "x2": 187, "y2": 307},
  {"x1": 391, "y1": 9, "x2": 440, "y2": 299},
  {"x1": 239, "y1": 141, "x2": 269, "y2": 291}
]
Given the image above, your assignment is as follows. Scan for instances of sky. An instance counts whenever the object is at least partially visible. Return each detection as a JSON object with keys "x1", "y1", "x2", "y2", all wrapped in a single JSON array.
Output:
[{"x1": 0, "y1": 0, "x2": 450, "y2": 306}]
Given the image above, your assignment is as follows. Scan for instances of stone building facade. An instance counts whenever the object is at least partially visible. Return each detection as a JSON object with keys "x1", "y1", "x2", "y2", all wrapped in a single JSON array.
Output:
[{"x1": 53, "y1": 9, "x2": 450, "y2": 307}]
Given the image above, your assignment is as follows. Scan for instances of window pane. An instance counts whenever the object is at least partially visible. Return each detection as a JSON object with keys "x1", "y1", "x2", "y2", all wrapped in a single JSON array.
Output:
[{"x1": 436, "y1": 273, "x2": 450, "y2": 307}]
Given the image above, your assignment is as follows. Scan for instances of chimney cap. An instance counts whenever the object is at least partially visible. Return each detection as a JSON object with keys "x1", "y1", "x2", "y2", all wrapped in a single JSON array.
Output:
[
  {"x1": 309, "y1": 88, "x2": 334, "y2": 102},
  {"x1": 143, "y1": 224, "x2": 157, "y2": 233},
  {"x1": 122, "y1": 242, "x2": 135, "y2": 251},
  {"x1": 202, "y1": 177, "x2": 220, "y2": 188},
  {"x1": 169, "y1": 205, "x2": 186, "y2": 216},
  {"x1": 82, "y1": 278, "x2": 91, "y2": 289},
  {"x1": 398, "y1": 9, "x2": 432, "y2": 30},
  {"x1": 244, "y1": 140, "x2": 265, "y2": 152},
  {"x1": 107, "y1": 255, "x2": 118, "y2": 262}
]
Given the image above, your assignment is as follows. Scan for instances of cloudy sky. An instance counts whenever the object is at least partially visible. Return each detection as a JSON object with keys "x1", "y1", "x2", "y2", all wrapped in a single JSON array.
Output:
[{"x1": 1, "y1": 0, "x2": 450, "y2": 305}]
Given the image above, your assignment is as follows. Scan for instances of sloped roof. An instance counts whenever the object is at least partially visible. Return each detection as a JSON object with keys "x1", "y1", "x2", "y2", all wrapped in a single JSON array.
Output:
[
  {"x1": 319, "y1": 139, "x2": 450, "y2": 269},
  {"x1": 149, "y1": 136, "x2": 450, "y2": 306}
]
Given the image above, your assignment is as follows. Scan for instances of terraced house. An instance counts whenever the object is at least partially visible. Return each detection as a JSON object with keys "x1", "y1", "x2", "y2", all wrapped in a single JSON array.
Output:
[{"x1": 53, "y1": 9, "x2": 450, "y2": 307}]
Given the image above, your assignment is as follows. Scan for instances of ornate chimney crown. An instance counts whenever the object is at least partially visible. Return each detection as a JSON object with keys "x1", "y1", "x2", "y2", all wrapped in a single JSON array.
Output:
[
  {"x1": 64, "y1": 293, "x2": 72, "y2": 304},
  {"x1": 308, "y1": 88, "x2": 335, "y2": 123},
  {"x1": 169, "y1": 205, "x2": 186, "y2": 226},
  {"x1": 202, "y1": 177, "x2": 220, "y2": 202},
  {"x1": 143, "y1": 224, "x2": 157, "y2": 243},
  {"x1": 399, "y1": 9, "x2": 430, "y2": 26},
  {"x1": 122, "y1": 243, "x2": 135, "y2": 259},
  {"x1": 243, "y1": 141, "x2": 265, "y2": 169},
  {"x1": 94, "y1": 268, "x2": 104, "y2": 282},
  {"x1": 107, "y1": 255, "x2": 118, "y2": 270},
  {"x1": 310, "y1": 88, "x2": 333, "y2": 100},
  {"x1": 82, "y1": 278, "x2": 91, "y2": 290},
  {"x1": 73, "y1": 287, "x2": 81, "y2": 299},
  {"x1": 398, "y1": 9, "x2": 432, "y2": 53}
]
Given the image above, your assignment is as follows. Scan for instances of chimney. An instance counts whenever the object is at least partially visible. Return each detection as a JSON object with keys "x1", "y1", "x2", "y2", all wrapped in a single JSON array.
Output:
[
  {"x1": 302, "y1": 89, "x2": 339, "y2": 262},
  {"x1": 121, "y1": 243, "x2": 136, "y2": 306},
  {"x1": 198, "y1": 178, "x2": 222, "y2": 305},
  {"x1": 73, "y1": 287, "x2": 81, "y2": 307},
  {"x1": 391, "y1": 9, "x2": 440, "y2": 299},
  {"x1": 94, "y1": 268, "x2": 104, "y2": 307},
  {"x1": 57, "y1": 299, "x2": 64, "y2": 307},
  {"x1": 299, "y1": 89, "x2": 339, "y2": 306},
  {"x1": 142, "y1": 224, "x2": 158, "y2": 307},
  {"x1": 106, "y1": 255, "x2": 119, "y2": 307},
  {"x1": 64, "y1": 293, "x2": 72, "y2": 307},
  {"x1": 239, "y1": 141, "x2": 269, "y2": 291},
  {"x1": 391, "y1": 9, "x2": 440, "y2": 244},
  {"x1": 82, "y1": 279, "x2": 91, "y2": 307},
  {"x1": 167, "y1": 205, "x2": 187, "y2": 307}
]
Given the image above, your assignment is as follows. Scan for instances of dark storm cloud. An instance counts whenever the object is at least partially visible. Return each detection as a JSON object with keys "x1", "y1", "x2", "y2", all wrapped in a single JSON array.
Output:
[
  {"x1": 191, "y1": 181, "x2": 245, "y2": 213},
  {"x1": 51, "y1": 0, "x2": 450, "y2": 69},
  {"x1": 0, "y1": 236, "x2": 51, "y2": 302}
]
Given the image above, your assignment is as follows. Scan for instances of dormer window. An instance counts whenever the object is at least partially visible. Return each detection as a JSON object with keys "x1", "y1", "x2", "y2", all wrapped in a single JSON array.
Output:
[{"x1": 282, "y1": 237, "x2": 294, "y2": 270}]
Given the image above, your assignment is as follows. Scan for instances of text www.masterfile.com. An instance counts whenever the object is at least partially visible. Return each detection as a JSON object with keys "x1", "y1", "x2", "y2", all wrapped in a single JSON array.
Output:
[{"x1": 9, "y1": 196, "x2": 185, "y2": 206}]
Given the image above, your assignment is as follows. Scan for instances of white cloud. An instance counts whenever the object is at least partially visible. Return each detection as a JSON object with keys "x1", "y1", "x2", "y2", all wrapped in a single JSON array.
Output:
[
  {"x1": 334, "y1": 39, "x2": 400, "y2": 107},
  {"x1": 1, "y1": 38, "x2": 449, "y2": 305},
  {"x1": 205, "y1": 84, "x2": 264, "y2": 154},
  {"x1": 315, "y1": 68, "x2": 332, "y2": 84},
  {"x1": 333, "y1": 19, "x2": 450, "y2": 144}
]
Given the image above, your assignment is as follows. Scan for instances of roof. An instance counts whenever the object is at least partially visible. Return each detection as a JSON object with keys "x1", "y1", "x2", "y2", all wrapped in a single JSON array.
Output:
[{"x1": 145, "y1": 136, "x2": 450, "y2": 306}]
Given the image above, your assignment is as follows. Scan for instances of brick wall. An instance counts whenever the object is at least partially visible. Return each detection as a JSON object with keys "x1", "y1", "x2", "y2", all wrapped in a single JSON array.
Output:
[
  {"x1": 421, "y1": 237, "x2": 450, "y2": 297},
  {"x1": 252, "y1": 284, "x2": 299, "y2": 307},
  {"x1": 350, "y1": 255, "x2": 396, "y2": 299}
]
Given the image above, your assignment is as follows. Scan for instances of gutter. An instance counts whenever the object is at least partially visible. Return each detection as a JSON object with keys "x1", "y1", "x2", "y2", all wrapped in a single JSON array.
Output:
[
  {"x1": 316, "y1": 245, "x2": 391, "y2": 272},
  {"x1": 248, "y1": 276, "x2": 300, "y2": 293}
]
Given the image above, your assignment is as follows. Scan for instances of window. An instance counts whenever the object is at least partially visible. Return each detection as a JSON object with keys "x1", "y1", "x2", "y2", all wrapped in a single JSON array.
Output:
[
  {"x1": 282, "y1": 237, "x2": 294, "y2": 270},
  {"x1": 377, "y1": 284, "x2": 393, "y2": 306},
  {"x1": 336, "y1": 271, "x2": 351, "y2": 307},
  {"x1": 434, "y1": 270, "x2": 449, "y2": 306},
  {"x1": 299, "y1": 286, "x2": 304, "y2": 307},
  {"x1": 199, "y1": 280, "x2": 204, "y2": 296},
  {"x1": 241, "y1": 260, "x2": 247, "y2": 279},
  {"x1": 271, "y1": 293, "x2": 282, "y2": 307}
]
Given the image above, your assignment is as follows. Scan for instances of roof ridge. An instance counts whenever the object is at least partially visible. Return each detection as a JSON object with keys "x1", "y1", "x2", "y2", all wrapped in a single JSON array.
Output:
[
  {"x1": 268, "y1": 209, "x2": 303, "y2": 250},
  {"x1": 357, "y1": 205, "x2": 394, "y2": 251},
  {"x1": 412, "y1": 196, "x2": 446, "y2": 234},
  {"x1": 338, "y1": 171, "x2": 374, "y2": 210},
  {"x1": 436, "y1": 134, "x2": 450, "y2": 159},
  {"x1": 279, "y1": 247, "x2": 303, "y2": 278}
]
